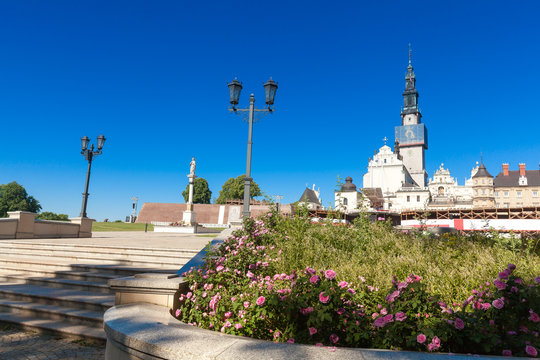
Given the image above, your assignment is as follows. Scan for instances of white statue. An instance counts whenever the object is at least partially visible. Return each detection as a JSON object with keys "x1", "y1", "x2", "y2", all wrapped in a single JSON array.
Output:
[{"x1": 189, "y1": 157, "x2": 196, "y2": 177}]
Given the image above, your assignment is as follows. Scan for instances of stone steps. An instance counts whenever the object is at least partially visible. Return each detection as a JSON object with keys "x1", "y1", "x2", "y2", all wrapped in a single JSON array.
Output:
[
  {"x1": 0, "y1": 299, "x2": 104, "y2": 328},
  {"x1": 0, "y1": 250, "x2": 188, "y2": 268},
  {"x1": 0, "y1": 257, "x2": 178, "y2": 276},
  {"x1": 0, "y1": 243, "x2": 196, "y2": 262},
  {"x1": 0, "y1": 239, "x2": 200, "y2": 343},
  {"x1": 0, "y1": 282, "x2": 114, "y2": 312},
  {"x1": 0, "y1": 311, "x2": 106, "y2": 342},
  {"x1": 0, "y1": 272, "x2": 110, "y2": 293}
]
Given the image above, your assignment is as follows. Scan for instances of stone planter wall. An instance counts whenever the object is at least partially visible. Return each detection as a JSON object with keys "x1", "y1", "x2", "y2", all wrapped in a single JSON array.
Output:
[{"x1": 0, "y1": 211, "x2": 95, "y2": 239}]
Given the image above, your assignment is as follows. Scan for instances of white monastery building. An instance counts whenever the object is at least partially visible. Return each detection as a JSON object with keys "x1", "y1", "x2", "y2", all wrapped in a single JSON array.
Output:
[{"x1": 336, "y1": 49, "x2": 480, "y2": 214}]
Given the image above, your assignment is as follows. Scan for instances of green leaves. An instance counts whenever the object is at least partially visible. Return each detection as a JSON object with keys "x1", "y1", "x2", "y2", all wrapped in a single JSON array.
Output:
[
  {"x1": 215, "y1": 175, "x2": 262, "y2": 204},
  {"x1": 0, "y1": 182, "x2": 41, "y2": 217},
  {"x1": 182, "y1": 177, "x2": 212, "y2": 204}
]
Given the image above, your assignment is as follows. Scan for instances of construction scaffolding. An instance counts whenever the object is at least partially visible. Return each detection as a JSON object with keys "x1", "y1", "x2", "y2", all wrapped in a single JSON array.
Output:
[{"x1": 401, "y1": 206, "x2": 540, "y2": 221}]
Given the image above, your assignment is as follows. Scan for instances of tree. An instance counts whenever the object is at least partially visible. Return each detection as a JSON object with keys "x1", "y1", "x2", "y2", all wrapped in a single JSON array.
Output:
[
  {"x1": 216, "y1": 175, "x2": 262, "y2": 204},
  {"x1": 36, "y1": 212, "x2": 69, "y2": 221},
  {"x1": 0, "y1": 182, "x2": 41, "y2": 217},
  {"x1": 182, "y1": 177, "x2": 212, "y2": 204}
]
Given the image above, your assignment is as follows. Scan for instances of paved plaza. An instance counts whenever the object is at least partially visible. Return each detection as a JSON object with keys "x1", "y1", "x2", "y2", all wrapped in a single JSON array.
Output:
[{"x1": 0, "y1": 324, "x2": 105, "y2": 360}]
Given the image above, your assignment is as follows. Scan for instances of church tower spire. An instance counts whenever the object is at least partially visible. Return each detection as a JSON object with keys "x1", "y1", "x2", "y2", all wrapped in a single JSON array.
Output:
[
  {"x1": 394, "y1": 44, "x2": 428, "y2": 187},
  {"x1": 401, "y1": 43, "x2": 420, "y2": 119}
]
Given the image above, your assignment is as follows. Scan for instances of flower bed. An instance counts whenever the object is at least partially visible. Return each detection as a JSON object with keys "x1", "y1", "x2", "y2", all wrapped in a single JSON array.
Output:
[{"x1": 175, "y1": 212, "x2": 539, "y2": 357}]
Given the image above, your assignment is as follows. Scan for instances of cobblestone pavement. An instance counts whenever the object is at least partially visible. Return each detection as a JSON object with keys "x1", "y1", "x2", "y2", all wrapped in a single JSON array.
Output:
[{"x1": 0, "y1": 325, "x2": 105, "y2": 360}]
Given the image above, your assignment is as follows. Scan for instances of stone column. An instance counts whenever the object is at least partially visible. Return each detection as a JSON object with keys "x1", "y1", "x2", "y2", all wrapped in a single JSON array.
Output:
[{"x1": 182, "y1": 158, "x2": 197, "y2": 225}]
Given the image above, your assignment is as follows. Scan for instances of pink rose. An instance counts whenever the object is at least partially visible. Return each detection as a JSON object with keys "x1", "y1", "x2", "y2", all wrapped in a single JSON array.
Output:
[
  {"x1": 325, "y1": 269, "x2": 336, "y2": 280},
  {"x1": 310, "y1": 275, "x2": 320, "y2": 284},
  {"x1": 494, "y1": 280, "x2": 507, "y2": 290},
  {"x1": 339, "y1": 281, "x2": 348, "y2": 288},
  {"x1": 529, "y1": 310, "x2": 540, "y2": 323},
  {"x1": 287, "y1": 338, "x2": 295, "y2": 344},
  {"x1": 224, "y1": 311, "x2": 232, "y2": 319},
  {"x1": 319, "y1": 292, "x2": 330, "y2": 303},
  {"x1": 492, "y1": 298, "x2": 504, "y2": 309},
  {"x1": 525, "y1": 345, "x2": 537, "y2": 357},
  {"x1": 256, "y1": 296, "x2": 265, "y2": 306},
  {"x1": 337, "y1": 308, "x2": 345, "y2": 315},
  {"x1": 373, "y1": 317, "x2": 387, "y2": 328},
  {"x1": 482, "y1": 303, "x2": 491, "y2": 310},
  {"x1": 502, "y1": 350, "x2": 512, "y2": 356},
  {"x1": 234, "y1": 323, "x2": 242, "y2": 329},
  {"x1": 417, "y1": 334, "x2": 427, "y2": 344},
  {"x1": 175, "y1": 309, "x2": 181, "y2": 317},
  {"x1": 243, "y1": 301, "x2": 250, "y2": 308},
  {"x1": 454, "y1": 317, "x2": 465, "y2": 330},
  {"x1": 395, "y1": 312, "x2": 407, "y2": 322},
  {"x1": 309, "y1": 327, "x2": 317, "y2": 335},
  {"x1": 386, "y1": 290, "x2": 400, "y2": 303},
  {"x1": 329, "y1": 333, "x2": 339, "y2": 344}
]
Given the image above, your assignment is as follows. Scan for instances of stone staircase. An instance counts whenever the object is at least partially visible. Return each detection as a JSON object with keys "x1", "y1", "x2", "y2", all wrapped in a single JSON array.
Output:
[{"x1": 0, "y1": 240, "x2": 199, "y2": 343}]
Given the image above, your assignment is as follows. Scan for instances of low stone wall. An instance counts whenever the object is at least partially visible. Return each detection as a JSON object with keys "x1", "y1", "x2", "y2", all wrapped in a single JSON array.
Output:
[{"x1": 0, "y1": 211, "x2": 94, "y2": 239}]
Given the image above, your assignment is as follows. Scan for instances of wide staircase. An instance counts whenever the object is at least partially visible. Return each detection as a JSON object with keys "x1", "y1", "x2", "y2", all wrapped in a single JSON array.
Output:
[{"x1": 0, "y1": 240, "x2": 199, "y2": 343}]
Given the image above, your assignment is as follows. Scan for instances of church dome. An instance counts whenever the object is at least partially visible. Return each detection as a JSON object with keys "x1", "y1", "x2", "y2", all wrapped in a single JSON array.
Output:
[{"x1": 341, "y1": 176, "x2": 357, "y2": 192}]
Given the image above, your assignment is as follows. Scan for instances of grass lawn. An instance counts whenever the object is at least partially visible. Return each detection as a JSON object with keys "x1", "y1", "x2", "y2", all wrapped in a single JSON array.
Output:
[{"x1": 92, "y1": 222, "x2": 154, "y2": 232}]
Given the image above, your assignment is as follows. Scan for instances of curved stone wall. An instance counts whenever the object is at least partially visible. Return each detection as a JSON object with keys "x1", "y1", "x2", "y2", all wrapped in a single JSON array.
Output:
[{"x1": 104, "y1": 302, "x2": 501, "y2": 360}]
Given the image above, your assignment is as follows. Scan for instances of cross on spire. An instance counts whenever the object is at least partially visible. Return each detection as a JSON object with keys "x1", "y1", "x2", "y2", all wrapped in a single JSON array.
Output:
[
  {"x1": 408, "y1": 43, "x2": 412, "y2": 65},
  {"x1": 383, "y1": 136, "x2": 388, "y2": 145}
]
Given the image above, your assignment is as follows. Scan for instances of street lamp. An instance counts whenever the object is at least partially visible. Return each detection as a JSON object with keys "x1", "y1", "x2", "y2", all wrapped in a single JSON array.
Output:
[
  {"x1": 228, "y1": 77, "x2": 278, "y2": 218},
  {"x1": 79, "y1": 135, "x2": 106, "y2": 218}
]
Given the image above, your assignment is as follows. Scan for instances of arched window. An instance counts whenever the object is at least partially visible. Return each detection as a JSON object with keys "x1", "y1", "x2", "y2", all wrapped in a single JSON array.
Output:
[
  {"x1": 343, "y1": 198, "x2": 348, "y2": 206},
  {"x1": 438, "y1": 186, "x2": 444, "y2": 196}
]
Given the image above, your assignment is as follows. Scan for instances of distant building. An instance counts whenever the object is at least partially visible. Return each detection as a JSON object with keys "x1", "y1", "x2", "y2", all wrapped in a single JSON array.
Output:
[
  {"x1": 335, "y1": 177, "x2": 363, "y2": 213},
  {"x1": 472, "y1": 160, "x2": 496, "y2": 208},
  {"x1": 427, "y1": 163, "x2": 475, "y2": 209},
  {"x1": 494, "y1": 163, "x2": 540, "y2": 208},
  {"x1": 298, "y1": 184, "x2": 323, "y2": 210},
  {"x1": 359, "y1": 49, "x2": 430, "y2": 213}
]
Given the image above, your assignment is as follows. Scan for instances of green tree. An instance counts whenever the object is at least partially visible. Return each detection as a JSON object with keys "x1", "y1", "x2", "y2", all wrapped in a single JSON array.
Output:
[
  {"x1": 216, "y1": 175, "x2": 262, "y2": 204},
  {"x1": 36, "y1": 212, "x2": 69, "y2": 221},
  {"x1": 182, "y1": 177, "x2": 212, "y2": 204},
  {"x1": 0, "y1": 182, "x2": 41, "y2": 217}
]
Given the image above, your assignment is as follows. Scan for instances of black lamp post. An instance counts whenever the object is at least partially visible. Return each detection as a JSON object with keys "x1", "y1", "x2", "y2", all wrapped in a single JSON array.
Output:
[
  {"x1": 228, "y1": 77, "x2": 278, "y2": 218},
  {"x1": 79, "y1": 135, "x2": 106, "y2": 218}
]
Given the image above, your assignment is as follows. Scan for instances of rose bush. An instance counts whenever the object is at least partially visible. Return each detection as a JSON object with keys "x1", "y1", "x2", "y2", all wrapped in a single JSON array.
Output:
[{"x1": 176, "y1": 213, "x2": 539, "y2": 356}]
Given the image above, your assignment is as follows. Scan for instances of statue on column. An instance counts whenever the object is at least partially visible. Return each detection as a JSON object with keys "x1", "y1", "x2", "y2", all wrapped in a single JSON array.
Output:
[
  {"x1": 189, "y1": 157, "x2": 196, "y2": 177},
  {"x1": 183, "y1": 157, "x2": 197, "y2": 225}
]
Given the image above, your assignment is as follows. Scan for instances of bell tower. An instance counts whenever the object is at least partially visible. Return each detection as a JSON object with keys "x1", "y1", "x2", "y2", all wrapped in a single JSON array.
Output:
[{"x1": 395, "y1": 45, "x2": 428, "y2": 187}]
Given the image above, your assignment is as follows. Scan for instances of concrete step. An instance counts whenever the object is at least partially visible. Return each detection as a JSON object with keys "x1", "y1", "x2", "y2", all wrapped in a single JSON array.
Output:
[
  {"x1": 0, "y1": 251, "x2": 188, "y2": 268},
  {"x1": 0, "y1": 282, "x2": 114, "y2": 312},
  {"x1": 0, "y1": 299, "x2": 103, "y2": 328},
  {"x1": 0, "y1": 311, "x2": 106, "y2": 343},
  {"x1": 0, "y1": 241, "x2": 199, "y2": 257},
  {"x1": 0, "y1": 265, "x2": 118, "y2": 283},
  {"x1": 0, "y1": 257, "x2": 178, "y2": 276},
  {"x1": 0, "y1": 272, "x2": 111, "y2": 294}
]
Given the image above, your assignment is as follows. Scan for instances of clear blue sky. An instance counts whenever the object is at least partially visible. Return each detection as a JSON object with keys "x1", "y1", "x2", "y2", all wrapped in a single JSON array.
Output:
[{"x1": 1, "y1": 1, "x2": 539, "y2": 221}]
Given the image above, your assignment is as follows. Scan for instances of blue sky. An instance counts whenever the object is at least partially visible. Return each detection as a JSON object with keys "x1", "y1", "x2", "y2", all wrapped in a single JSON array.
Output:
[{"x1": 1, "y1": 1, "x2": 539, "y2": 221}]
